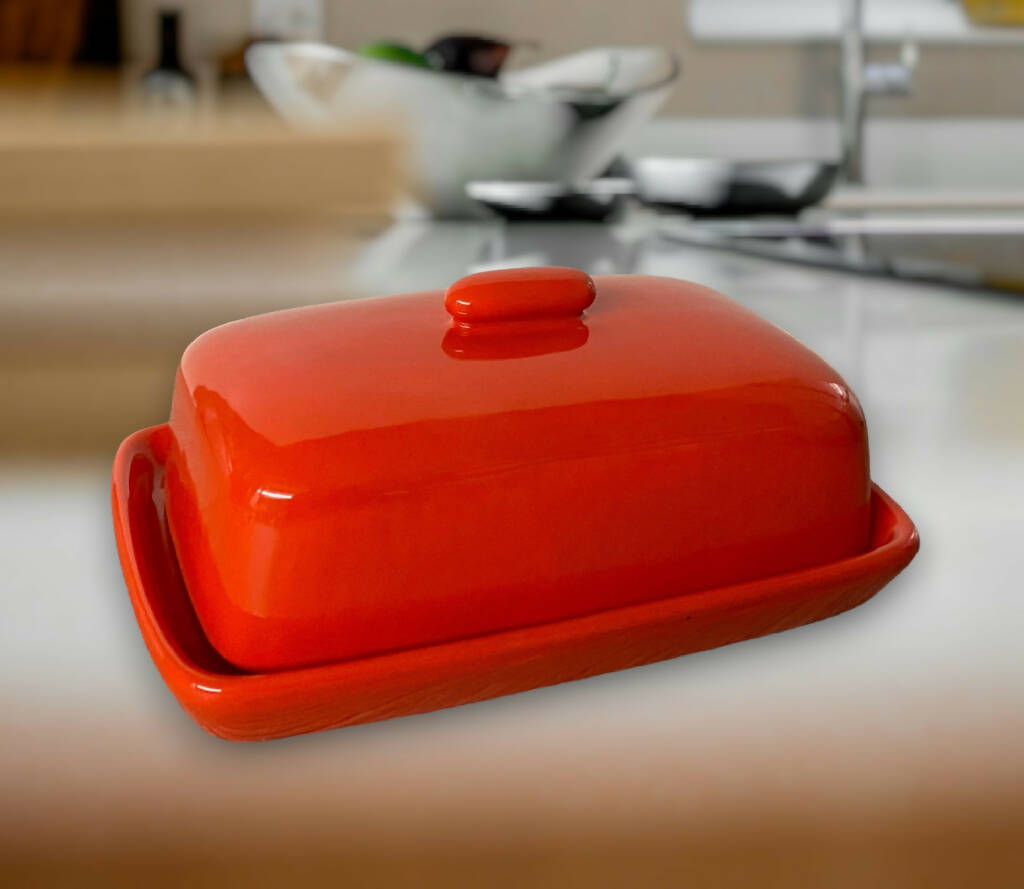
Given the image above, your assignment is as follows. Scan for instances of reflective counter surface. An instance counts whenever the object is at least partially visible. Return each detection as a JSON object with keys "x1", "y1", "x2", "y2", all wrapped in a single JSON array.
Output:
[{"x1": 2, "y1": 214, "x2": 1023, "y2": 882}]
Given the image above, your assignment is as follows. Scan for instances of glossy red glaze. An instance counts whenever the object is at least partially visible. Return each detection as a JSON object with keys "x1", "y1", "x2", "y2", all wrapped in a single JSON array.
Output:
[
  {"x1": 163, "y1": 272, "x2": 875, "y2": 672},
  {"x1": 112, "y1": 425, "x2": 918, "y2": 741},
  {"x1": 445, "y1": 266, "x2": 596, "y2": 323}
]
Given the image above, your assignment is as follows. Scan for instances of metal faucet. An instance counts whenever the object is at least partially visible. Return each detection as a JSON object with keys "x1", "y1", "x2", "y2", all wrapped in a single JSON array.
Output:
[{"x1": 839, "y1": 0, "x2": 918, "y2": 184}]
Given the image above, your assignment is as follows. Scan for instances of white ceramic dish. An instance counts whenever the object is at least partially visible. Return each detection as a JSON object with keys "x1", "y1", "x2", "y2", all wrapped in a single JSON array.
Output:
[{"x1": 245, "y1": 41, "x2": 678, "y2": 217}]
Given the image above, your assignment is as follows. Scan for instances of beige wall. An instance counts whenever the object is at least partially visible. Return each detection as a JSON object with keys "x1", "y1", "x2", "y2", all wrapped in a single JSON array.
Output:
[{"x1": 122, "y1": 0, "x2": 1024, "y2": 117}]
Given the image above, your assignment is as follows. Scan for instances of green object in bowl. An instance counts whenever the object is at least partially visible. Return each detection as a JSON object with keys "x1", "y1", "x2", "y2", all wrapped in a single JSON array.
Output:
[{"x1": 357, "y1": 41, "x2": 431, "y2": 68}]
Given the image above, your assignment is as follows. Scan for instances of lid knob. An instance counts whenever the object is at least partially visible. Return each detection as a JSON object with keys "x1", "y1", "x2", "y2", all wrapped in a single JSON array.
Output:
[{"x1": 445, "y1": 267, "x2": 596, "y2": 324}]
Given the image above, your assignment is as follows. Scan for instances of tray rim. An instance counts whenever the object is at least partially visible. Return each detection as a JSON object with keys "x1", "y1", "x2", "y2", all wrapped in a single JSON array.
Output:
[{"x1": 112, "y1": 423, "x2": 919, "y2": 741}]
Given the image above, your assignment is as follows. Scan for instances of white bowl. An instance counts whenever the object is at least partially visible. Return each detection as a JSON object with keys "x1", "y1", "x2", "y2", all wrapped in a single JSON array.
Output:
[{"x1": 246, "y1": 41, "x2": 678, "y2": 217}]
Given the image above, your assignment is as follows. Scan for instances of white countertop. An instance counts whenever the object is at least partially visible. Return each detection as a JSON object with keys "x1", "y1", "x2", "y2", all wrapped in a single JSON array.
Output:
[
  {"x1": 2, "y1": 217, "x2": 1022, "y2": 878},
  {"x1": 689, "y1": 0, "x2": 1024, "y2": 45}
]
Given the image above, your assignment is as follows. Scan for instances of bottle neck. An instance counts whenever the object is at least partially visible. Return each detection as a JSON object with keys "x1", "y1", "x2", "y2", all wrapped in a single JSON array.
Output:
[{"x1": 157, "y1": 12, "x2": 183, "y2": 71}]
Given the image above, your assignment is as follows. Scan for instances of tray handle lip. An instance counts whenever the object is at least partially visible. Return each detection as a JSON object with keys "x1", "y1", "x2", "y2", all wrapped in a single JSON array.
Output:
[{"x1": 113, "y1": 424, "x2": 919, "y2": 705}]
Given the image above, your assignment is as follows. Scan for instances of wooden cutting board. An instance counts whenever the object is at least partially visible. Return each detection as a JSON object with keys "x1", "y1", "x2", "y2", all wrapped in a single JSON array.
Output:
[{"x1": 0, "y1": 114, "x2": 402, "y2": 216}]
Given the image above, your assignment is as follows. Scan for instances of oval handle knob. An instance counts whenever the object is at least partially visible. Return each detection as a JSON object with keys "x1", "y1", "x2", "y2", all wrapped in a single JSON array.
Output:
[{"x1": 445, "y1": 266, "x2": 596, "y2": 323}]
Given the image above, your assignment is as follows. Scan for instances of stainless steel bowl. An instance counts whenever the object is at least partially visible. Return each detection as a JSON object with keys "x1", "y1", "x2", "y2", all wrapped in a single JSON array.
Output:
[{"x1": 468, "y1": 157, "x2": 839, "y2": 220}]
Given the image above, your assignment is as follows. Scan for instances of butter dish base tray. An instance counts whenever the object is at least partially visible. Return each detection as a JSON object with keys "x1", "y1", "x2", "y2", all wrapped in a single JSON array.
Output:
[{"x1": 112, "y1": 424, "x2": 919, "y2": 741}]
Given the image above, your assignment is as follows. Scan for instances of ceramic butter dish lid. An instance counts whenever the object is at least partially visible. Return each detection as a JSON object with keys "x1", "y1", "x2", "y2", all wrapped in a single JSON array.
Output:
[{"x1": 112, "y1": 268, "x2": 918, "y2": 740}]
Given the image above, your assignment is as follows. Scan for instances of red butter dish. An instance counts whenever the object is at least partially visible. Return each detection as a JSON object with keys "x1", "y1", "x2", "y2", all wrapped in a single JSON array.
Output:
[{"x1": 112, "y1": 268, "x2": 918, "y2": 740}]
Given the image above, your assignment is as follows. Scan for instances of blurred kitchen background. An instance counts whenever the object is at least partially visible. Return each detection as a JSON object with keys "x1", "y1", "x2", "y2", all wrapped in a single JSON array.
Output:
[
  {"x1": 123, "y1": 0, "x2": 1024, "y2": 117},
  {"x1": 2, "y1": 1, "x2": 1024, "y2": 886}
]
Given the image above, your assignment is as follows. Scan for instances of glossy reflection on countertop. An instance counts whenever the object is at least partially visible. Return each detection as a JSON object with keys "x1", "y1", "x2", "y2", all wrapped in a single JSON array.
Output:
[{"x1": 2, "y1": 215, "x2": 1023, "y2": 868}]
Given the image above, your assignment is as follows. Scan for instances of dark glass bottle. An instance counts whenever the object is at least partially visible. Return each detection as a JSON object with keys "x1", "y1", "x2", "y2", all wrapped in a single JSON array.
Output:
[{"x1": 142, "y1": 10, "x2": 196, "y2": 110}]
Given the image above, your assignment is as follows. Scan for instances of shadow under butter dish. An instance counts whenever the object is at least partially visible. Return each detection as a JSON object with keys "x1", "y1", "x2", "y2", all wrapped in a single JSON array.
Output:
[{"x1": 112, "y1": 268, "x2": 917, "y2": 739}]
